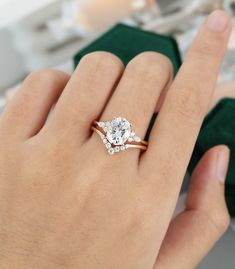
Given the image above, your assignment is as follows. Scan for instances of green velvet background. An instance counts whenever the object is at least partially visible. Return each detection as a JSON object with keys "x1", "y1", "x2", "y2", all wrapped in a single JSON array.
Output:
[{"x1": 74, "y1": 24, "x2": 182, "y2": 76}]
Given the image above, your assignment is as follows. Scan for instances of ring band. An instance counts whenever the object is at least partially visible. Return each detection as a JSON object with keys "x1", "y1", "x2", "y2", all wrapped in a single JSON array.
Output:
[{"x1": 91, "y1": 117, "x2": 148, "y2": 155}]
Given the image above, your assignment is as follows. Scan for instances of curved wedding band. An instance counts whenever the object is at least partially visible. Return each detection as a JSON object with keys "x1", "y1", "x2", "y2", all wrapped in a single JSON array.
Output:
[{"x1": 91, "y1": 117, "x2": 148, "y2": 155}]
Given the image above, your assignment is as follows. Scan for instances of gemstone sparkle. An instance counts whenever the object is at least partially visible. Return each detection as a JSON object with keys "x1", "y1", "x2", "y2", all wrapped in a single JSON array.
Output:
[{"x1": 106, "y1": 117, "x2": 131, "y2": 146}]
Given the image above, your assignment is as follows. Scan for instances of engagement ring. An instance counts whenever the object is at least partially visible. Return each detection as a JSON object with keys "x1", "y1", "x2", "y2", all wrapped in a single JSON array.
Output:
[{"x1": 92, "y1": 117, "x2": 148, "y2": 155}]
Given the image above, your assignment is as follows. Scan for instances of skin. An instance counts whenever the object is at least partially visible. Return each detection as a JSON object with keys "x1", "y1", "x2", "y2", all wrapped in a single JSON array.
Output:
[{"x1": 0, "y1": 10, "x2": 232, "y2": 269}]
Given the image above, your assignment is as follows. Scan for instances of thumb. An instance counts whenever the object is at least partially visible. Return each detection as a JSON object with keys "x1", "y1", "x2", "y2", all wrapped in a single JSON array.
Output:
[{"x1": 155, "y1": 145, "x2": 230, "y2": 269}]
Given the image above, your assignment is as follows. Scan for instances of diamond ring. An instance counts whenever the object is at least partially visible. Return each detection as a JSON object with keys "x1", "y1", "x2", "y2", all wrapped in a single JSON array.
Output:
[{"x1": 91, "y1": 117, "x2": 148, "y2": 155}]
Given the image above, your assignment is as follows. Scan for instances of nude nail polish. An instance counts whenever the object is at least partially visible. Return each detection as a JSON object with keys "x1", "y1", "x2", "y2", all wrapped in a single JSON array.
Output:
[{"x1": 206, "y1": 10, "x2": 230, "y2": 32}]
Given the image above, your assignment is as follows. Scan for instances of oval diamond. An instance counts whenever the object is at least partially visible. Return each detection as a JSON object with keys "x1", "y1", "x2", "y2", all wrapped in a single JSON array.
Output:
[{"x1": 106, "y1": 117, "x2": 131, "y2": 145}]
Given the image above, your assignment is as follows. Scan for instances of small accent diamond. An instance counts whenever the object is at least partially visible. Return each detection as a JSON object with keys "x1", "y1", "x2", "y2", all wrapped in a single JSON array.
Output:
[
  {"x1": 120, "y1": 145, "x2": 126, "y2": 151},
  {"x1": 98, "y1": 122, "x2": 105, "y2": 128},
  {"x1": 114, "y1": 146, "x2": 120, "y2": 152},
  {"x1": 105, "y1": 143, "x2": 111, "y2": 149},
  {"x1": 128, "y1": 137, "x2": 134, "y2": 142},
  {"x1": 108, "y1": 148, "x2": 115, "y2": 155},
  {"x1": 102, "y1": 138, "x2": 108, "y2": 144},
  {"x1": 131, "y1": 131, "x2": 135, "y2": 137},
  {"x1": 134, "y1": 136, "x2": 141, "y2": 142}
]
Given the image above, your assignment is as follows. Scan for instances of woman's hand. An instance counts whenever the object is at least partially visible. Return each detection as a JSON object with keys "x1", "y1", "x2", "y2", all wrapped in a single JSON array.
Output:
[{"x1": 0, "y1": 10, "x2": 232, "y2": 269}]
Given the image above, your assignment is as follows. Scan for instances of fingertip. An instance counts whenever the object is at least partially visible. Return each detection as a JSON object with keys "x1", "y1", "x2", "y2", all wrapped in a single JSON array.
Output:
[
  {"x1": 205, "y1": 10, "x2": 232, "y2": 32},
  {"x1": 187, "y1": 145, "x2": 230, "y2": 210},
  {"x1": 191, "y1": 145, "x2": 230, "y2": 183}
]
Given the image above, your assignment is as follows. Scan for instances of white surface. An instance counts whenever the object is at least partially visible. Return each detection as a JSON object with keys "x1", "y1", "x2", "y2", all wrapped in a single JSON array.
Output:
[
  {"x1": 0, "y1": 29, "x2": 25, "y2": 90},
  {"x1": 0, "y1": 0, "x2": 58, "y2": 29},
  {"x1": 198, "y1": 227, "x2": 235, "y2": 269}
]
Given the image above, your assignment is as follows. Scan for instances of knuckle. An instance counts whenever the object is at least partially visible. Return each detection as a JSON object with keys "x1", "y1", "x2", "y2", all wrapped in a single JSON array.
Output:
[
  {"x1": 128, "y1": 52, "x2": 173, "y2": 81},
  {"x1": 192, "y1": 34, "x2": 224, "y2": 60},
  {"x1": 168, "y1": 88, "x2": 205, "y2": 126},
  {"x1": 214, "y1": 210, "x2": 230, "y2": 233},
  {"x1": 130, "y1": 52, "x2": 172, "y2": 70},
  {"x1": 175, "y1": 103, "x2": 201, "y2": 126},
  {"x1": 25, "y1": 69, "x2": 68, "y2": 88},
  {"x1": 193, "y1": 42, "x2": 214, "y2": 59},
  {"x1": 80, "y1": 51, "x2": 124, "y2": 72},
  {"x1": 207, "y1": 208, "x2": 230, "y2": 235}
]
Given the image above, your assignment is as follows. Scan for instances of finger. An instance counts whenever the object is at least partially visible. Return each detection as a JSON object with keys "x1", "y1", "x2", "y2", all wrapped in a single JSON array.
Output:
[
  {"x1": 47, "y1": 52, "x2": 124, "y2": 141},
  {"x1": 142, "y1": 10, "x2": 232, "y2": 195},
  {"x1": 154, "y1": 145, "x2": 230, "y2": 269},
  {"x1": 0, "y1": 70, "x2": 70, "y2": 140},
  {"x1": 99, "y1": 52, "x2": 172, "y2": 157}
]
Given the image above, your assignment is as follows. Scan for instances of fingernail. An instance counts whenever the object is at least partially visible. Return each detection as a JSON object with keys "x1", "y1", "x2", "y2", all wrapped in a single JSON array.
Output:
[
  {"x1": 206, "y1": 10, "x2": 230, "y2": 32},
  {"x1": 217, "y1": 146, "x2": 230, "y2": 183}
]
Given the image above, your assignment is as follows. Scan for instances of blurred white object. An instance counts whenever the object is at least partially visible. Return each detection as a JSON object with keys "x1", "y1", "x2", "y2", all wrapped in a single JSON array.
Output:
[
  {"x1": 0, "y1": 0, "x2": 91, "y2": 92},
  {"x1": 143, "y1": 0, "x2": 216, "y2": 32},
  {"x1": 0, "y1": 0, "x2": 61, "y2": 91},
  {"x1": 73, "y1": 0, "x2": 154, "y2": 32},
  {"x1": 0, "y1": 96, "x2": 6, "y2": 114},
  {"x1": 0, "y1": 29, "x2": 24, "y2": 91},
  {"x1": 0, "y1": 0, "x2": 58, "y2": 30}
]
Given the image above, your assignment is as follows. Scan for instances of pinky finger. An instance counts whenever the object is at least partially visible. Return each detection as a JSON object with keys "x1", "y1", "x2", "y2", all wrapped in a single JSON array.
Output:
[{"x1": 154, "y1": 145, "x2": 230, "y2": 269}]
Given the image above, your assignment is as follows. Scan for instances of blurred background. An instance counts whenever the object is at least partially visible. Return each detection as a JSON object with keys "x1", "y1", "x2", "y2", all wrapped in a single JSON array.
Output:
[{"x1": 0, "y1": 0, "x2": 235, "y2": 268}]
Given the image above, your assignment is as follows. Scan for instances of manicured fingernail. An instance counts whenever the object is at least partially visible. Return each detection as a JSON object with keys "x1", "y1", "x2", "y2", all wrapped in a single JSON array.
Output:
[
  {"x1": 206, "y1": 10, "x2": 230, "y2": 32},
  {"x1": 217, "y1": 146, "x2": 230, "y2": 183}
]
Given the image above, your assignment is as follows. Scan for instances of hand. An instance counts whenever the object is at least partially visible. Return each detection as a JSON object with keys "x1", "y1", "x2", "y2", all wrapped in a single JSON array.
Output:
[{"x1": 0, "y1": 10, "x2": 232, "y2": 269}]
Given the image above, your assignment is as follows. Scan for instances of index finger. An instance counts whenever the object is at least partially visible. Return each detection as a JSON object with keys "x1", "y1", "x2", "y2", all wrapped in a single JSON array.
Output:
[{"x1": 141, "y1": 11, "x2": 232, "y2": 192}]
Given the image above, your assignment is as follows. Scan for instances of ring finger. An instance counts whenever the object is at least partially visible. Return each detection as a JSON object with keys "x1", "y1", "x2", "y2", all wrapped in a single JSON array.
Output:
[{"x1": 96, "y1": 52, "x2": 173, "y2": 158}]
